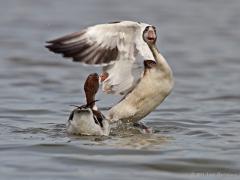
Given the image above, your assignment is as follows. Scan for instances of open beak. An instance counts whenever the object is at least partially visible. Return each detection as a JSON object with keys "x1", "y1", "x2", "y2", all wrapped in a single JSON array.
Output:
[{"x1": 147, "y1": 30, "x2": 156, "y2": 42}]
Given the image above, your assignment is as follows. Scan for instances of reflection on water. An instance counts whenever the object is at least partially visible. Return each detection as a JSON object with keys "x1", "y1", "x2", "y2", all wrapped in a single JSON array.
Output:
[{"x1": 1, "y1": 0, "x2": 240, "y2": 179}]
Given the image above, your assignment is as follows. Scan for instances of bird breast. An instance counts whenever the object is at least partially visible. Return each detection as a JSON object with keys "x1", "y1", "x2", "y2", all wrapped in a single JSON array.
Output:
[{"x1": 107, "y1": 69, "x2": 174, "y2": 123}]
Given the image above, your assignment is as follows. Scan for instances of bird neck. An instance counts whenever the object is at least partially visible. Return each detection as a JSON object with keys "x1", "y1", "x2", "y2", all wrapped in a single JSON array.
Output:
[
  {"x1": 148, "y1": 43, "x2": 172, "y2": 75},
  {"x1": 85, "y1": 91, "x2": 96, "y2": 108}
]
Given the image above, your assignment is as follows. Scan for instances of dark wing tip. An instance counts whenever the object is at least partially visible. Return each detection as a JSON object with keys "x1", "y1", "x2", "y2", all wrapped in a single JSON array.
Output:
[
  {"x1": 45, "y1": 44, "x2": 55, "y2": 53},
  {"x1": 46, "y1": 40, "x2": 54, "y2": 44},
  {"x1": 46, "y1": 31, "x2": 86, "y2": 44},
  {"x1": 45, "y1": 43, "x2": 63, "y2": 53},
  {"x1": 46, "y1": 38, "x2": 60, "y2": 44},
  {"x1": 45, "y1": 30, "x2": 119, "y2": 65},
  {"x1": 108, "y1": 21, "x2": 122, "y2": 24},
  {"x1": 45, "y1": 44, "x2": 52, "y2": 49}
]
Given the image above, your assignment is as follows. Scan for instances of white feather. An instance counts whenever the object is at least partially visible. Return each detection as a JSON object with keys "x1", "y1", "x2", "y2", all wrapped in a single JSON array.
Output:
[
  {"x1": 67, "y1": 108, "x2": 110, "y2": 136},
  {"x1": 47, "y1": 21, "x2": 155, "y2": 95}
]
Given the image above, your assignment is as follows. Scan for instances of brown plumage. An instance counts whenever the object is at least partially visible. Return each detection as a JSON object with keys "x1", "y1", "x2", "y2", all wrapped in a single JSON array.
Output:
[
  {"x1": 84, "y1": 73, "x2": 99, "y2": 107},
  {"x1": 45, "y1": 31, "x2": 118, "y2": 65},
  {"x1": 83, "y1": 73, "x2": 105, "y2": 127},
  {"x1": 92, "y1": 110, "x2": 105, "y2": 127}
]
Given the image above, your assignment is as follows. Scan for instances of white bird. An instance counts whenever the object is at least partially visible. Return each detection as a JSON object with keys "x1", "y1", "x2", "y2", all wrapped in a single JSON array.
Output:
[{"x1": 46, "y1": 21, "x2": 155, "y2": 95}]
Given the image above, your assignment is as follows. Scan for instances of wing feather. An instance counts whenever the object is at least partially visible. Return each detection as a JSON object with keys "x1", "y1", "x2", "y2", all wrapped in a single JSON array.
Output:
[{"x1": 46, "y1": 21, "x2": 155, "y2": 95}]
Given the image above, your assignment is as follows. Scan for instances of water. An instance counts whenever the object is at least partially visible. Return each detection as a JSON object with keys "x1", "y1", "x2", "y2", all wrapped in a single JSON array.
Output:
[{"x1": 0, "y1": 0, "x2": 240, "y2": 179}]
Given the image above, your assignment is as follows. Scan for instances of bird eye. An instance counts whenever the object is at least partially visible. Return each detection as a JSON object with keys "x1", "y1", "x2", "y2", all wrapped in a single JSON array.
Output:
[{"x1": 145, "y1": 26, "x2": 150, "y2": 31}]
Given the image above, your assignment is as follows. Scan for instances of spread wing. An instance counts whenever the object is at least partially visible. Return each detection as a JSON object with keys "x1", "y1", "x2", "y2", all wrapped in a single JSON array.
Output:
[
  {"x1": 101, "y1": 53, "x2": 146, "y2": 95},
  {"x1": 46, "y1": 21, "x2": 154, "y2": 95}
]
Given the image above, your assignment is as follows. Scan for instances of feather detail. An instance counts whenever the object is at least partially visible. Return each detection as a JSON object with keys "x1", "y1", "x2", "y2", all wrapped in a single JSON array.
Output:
[{"x1": 46, "y1": 21, "x2": 155, "y2": 95}]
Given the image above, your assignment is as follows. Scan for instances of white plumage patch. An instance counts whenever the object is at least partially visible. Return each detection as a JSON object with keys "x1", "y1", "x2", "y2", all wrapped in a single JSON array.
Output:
[{"x1": 67, "y1": 108, "x2": 110, "y2": 136}]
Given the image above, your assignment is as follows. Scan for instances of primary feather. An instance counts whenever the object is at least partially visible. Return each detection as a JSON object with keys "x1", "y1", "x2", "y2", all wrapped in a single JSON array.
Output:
[{"x1": 46, "y1": 21, "x2": 154, "y2": 95}]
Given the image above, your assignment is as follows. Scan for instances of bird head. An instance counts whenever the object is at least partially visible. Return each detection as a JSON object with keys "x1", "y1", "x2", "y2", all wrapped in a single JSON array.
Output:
[{"x1": 142, "y1": 26, "x2": 157, "y2": 45}]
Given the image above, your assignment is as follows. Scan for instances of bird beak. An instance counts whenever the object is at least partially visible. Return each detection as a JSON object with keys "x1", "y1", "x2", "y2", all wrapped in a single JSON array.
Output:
[{"x1": 147, "y1": 30, "x2": 156, "y2": 41}]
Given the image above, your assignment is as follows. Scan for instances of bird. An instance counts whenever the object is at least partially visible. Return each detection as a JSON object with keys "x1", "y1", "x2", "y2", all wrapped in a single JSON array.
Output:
[
  {"x1": 67, "y1": 73, "x2": 110, "y2": 136},
  {"x1": 46, "y1": 20, "x2": 174, "y2": 128},
  {"x1": 107, "y1": 30, "x2": 174, "y2": 123},
  {"x1": 46, "y1": 21, "x2": 155, "y2": 95}
]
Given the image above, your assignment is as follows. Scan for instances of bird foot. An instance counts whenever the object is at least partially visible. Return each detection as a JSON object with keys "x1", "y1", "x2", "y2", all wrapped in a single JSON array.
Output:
[{"x1": 133, "y1": 122, "x2": 153, "y2": 134}]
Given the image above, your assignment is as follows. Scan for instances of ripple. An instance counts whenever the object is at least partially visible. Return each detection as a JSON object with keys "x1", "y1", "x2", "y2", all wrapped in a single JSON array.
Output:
[
  {"x1": 1, "y1": 0, "x2": 240, "y2": 179},
  {"x1": 3, "y1": 108, "x2": 57, "y2": 115},
  {"x1": 185, "y1": 130, "x2": 219, "y2": 139},
  {"x1": 156, "y1": 108, "x2": 192, "y2": 113},
  {"x1": 146, "y1": 158, "x2": 240, "y2": 174},
  {"x1": 198, "y1": 95, "x2": 240, "y2": 101},
  {"x1": 7, "y1": 57, "x2": 74, "y2": 68}
]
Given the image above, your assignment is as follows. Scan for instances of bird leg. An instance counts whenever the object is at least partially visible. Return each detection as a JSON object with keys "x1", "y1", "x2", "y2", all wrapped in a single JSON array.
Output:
[{"x1": 133, "y1": 122, "x2": 153, "y2": 134}]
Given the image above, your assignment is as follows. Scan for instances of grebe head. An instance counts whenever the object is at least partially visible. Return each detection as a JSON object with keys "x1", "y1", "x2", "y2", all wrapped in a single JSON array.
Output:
[
  {"x1": 84, "y1": 73, "x2": 99, "y2": 95},
  {"x1": 143, "y1": 26, "x2": 157, "y2": 45}
]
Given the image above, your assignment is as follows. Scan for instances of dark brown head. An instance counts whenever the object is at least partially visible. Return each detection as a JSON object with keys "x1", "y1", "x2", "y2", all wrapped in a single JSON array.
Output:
[
  {"x1": 84, "y1": 73, "x2": 99, "y2": 107},
  {"x1": 143, "y1": 26, "x2": 157, "y2": 45}
]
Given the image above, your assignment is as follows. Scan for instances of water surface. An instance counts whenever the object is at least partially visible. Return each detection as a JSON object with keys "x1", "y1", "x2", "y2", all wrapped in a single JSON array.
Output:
[{"x1": 1, "y1": 0, "x2": 240, "y2": 179}]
